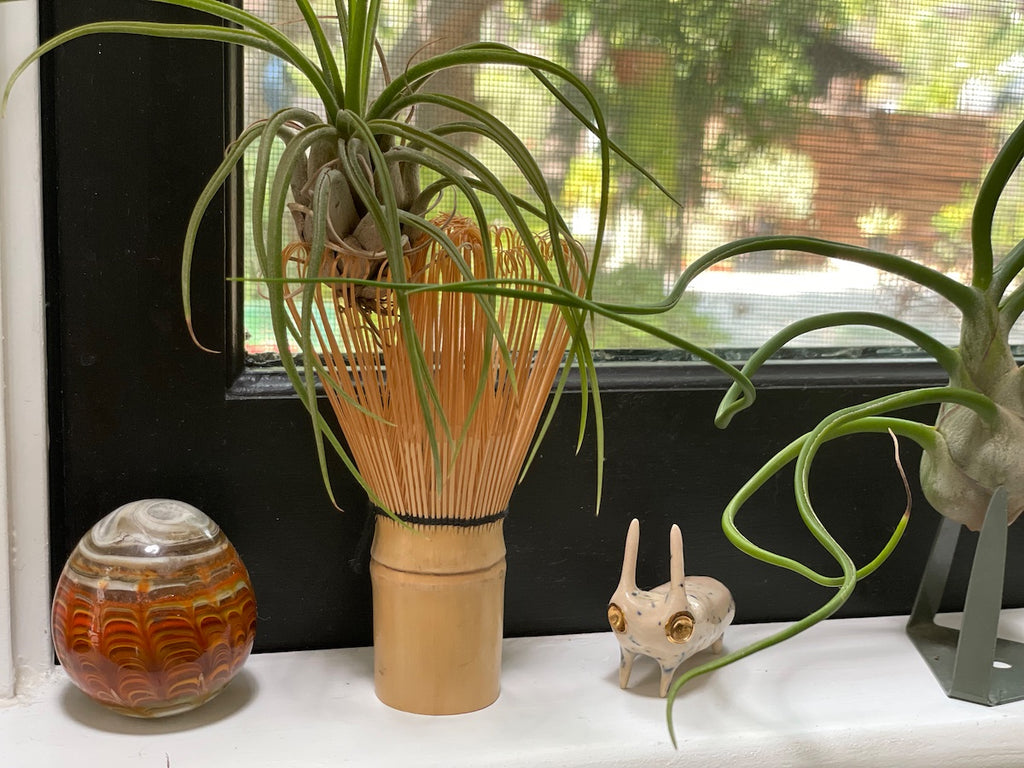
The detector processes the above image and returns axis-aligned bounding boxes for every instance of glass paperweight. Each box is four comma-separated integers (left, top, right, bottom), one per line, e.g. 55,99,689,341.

51,499,257,717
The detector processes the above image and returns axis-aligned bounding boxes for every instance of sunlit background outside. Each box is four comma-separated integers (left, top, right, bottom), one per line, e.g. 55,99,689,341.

241,0,1024,355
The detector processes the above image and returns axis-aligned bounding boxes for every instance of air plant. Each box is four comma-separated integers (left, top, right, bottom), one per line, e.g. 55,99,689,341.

3,0,755,515
660,117,1024,743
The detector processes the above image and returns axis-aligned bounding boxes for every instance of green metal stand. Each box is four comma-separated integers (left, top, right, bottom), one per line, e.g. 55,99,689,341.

907,487,1024,705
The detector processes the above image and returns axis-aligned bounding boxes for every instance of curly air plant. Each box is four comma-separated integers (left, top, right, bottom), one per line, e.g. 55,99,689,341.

659,119,1024,743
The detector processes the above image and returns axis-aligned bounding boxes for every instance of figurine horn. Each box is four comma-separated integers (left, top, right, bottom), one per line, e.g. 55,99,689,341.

669,523,686,591
618,518,640,591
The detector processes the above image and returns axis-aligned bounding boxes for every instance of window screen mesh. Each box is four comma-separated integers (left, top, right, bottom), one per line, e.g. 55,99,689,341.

241,0,1024,354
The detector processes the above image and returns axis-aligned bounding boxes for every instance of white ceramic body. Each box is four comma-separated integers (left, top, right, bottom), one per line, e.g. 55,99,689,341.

608,519,734,696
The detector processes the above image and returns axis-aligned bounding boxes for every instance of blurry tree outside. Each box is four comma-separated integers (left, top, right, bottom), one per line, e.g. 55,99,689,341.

241,0,1024,354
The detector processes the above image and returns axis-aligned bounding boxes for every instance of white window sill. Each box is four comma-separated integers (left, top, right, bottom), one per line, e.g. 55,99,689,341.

4,611,1024,767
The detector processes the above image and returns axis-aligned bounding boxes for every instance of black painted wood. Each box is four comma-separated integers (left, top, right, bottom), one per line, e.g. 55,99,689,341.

39,0,1023,654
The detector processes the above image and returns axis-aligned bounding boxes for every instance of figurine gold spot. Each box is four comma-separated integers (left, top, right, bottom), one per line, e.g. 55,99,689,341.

608,518,734,697
665,611,695,644
607,603,627,633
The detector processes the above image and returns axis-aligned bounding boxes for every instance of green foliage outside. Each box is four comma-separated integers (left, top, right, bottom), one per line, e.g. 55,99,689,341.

243,0,1024,352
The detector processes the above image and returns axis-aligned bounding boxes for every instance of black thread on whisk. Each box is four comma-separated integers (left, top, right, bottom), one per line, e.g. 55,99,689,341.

371,505,509,527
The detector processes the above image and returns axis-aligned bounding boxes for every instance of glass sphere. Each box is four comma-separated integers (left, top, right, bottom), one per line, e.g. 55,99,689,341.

51,499,257,717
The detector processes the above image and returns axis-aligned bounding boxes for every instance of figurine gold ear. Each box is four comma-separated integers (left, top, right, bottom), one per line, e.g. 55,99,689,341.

665,611,695,644
607,603,627,633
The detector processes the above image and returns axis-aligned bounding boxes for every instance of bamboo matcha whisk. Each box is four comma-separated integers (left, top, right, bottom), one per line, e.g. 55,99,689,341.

283,213,582,525
282,214,583,714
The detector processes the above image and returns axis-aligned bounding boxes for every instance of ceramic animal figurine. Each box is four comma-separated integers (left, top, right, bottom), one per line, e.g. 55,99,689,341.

608,518,735,696
51,499,257,717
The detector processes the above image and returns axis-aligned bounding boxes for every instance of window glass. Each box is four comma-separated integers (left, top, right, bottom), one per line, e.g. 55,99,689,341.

241,0,1024,356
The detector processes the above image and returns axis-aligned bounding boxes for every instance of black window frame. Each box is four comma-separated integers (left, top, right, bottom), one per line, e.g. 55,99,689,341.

39,0,1024,655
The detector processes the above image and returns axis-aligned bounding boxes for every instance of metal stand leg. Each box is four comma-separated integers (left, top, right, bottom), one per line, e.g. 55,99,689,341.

907,487,1024,705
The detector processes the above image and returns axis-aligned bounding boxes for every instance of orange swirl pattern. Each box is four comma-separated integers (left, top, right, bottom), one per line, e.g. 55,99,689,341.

51,500,257,718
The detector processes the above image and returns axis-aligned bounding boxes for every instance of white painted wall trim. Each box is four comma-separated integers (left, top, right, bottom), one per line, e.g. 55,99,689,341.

0,199,9,700
0,0,53,699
